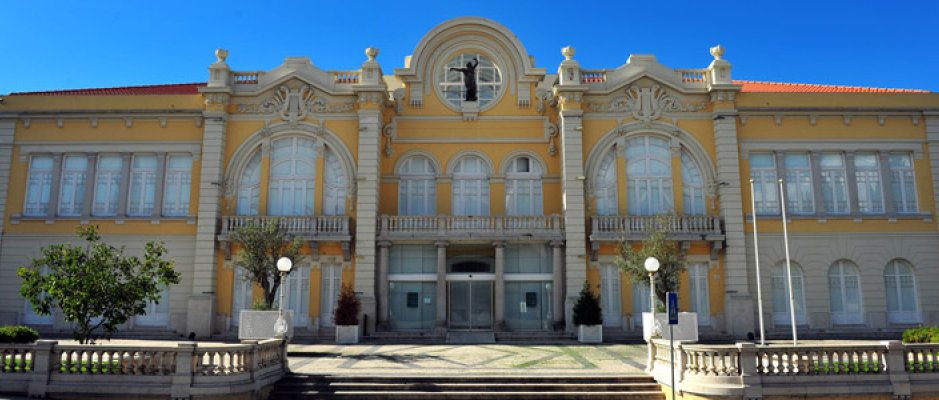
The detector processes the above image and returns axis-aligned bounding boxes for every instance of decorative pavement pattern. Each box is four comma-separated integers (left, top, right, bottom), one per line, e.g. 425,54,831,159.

287,344,649,376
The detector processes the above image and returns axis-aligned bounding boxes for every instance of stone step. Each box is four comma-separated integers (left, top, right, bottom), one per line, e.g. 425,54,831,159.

269,390,665,399
274,382,662,393
278,374,657,384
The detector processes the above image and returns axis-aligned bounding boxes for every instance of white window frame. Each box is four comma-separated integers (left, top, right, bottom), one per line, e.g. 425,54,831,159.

237,152,261,216
884,260,919,324
273,264,310,328
24,155,54,217
681,151,705,215
688,263,710,326
162,155,192,217
439,53,503,108
829,260,864,325
57,155,88,217
322,149,347,216
127,154,158,217
626,136,673,215
750,153,779,215
505,156,543,216
93,155,123,217
888,153,918,214
398,156,437,216
594,151,618,216
854,153,884,214
452,156,490,216
268,137,316,216
783,153,815,215
771,263,807,325
600,264,622,328
819,153,849,215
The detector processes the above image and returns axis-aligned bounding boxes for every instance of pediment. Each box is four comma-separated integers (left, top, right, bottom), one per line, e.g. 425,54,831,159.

589,55,709,95
584,77,708,119
232,57,358,97
232,78,356,119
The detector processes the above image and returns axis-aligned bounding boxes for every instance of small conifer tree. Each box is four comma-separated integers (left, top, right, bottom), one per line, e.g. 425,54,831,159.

572,281,602,326
333,283,361,326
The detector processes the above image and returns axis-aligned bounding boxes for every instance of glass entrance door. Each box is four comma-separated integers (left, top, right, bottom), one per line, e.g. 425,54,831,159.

448,281,493,330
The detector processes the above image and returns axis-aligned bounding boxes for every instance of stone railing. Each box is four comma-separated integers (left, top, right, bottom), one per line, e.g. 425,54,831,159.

580,69,607,84
590,215,724,241
333,71,361,84
378,214,564,241
219,215,351,240
676,68,710,88
0,339,287,399
650,340,938,399
232,71,261,85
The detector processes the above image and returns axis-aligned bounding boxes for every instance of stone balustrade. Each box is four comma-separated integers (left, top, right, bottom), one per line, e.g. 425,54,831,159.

676,68,709,87
377,214,564,241
333,71,361,84
0,339,286,399
580,69,607,84
590,214,724,242
219,215,351,240
649,340,939,399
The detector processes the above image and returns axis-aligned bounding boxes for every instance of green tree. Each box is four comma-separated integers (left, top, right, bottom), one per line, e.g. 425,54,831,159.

572,282,602,326
18,226,180,344
614,213,687,305
229,219,303,309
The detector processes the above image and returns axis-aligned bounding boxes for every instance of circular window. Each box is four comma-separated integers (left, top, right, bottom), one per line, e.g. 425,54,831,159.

439,53,503,108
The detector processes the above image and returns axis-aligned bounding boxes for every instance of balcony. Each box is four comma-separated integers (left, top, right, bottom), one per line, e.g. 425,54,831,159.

590,215,724,242
377,214,565,242
218,215,352,241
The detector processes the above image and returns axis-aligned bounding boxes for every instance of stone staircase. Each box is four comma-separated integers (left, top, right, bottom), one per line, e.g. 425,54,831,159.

269,374,665,399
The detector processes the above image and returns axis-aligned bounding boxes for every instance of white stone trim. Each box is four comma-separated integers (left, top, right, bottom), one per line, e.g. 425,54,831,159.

387,273,437,281
17,142,202,162
741,139,924,159
392,149,442,175
444,150,495,176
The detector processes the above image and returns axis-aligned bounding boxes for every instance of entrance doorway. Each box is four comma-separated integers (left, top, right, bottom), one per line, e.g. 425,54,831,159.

448,280,493,330
320,264,341,328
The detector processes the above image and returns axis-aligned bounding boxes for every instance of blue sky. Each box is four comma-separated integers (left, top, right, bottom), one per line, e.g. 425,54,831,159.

2,0,937,93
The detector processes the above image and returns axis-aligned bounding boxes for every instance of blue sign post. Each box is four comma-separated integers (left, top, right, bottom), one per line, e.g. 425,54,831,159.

667,292,678,400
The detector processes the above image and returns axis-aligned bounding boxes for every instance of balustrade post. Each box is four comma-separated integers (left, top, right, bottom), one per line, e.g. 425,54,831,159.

27,340,56,398
172,342,197,400
884,341,911,399
241,340,259,383
737,342,763,399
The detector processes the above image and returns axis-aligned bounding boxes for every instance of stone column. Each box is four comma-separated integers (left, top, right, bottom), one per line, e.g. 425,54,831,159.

81,153,97,221
493,240,505,330
353,107,382,335
878,151,897,218
377,241,392,329
152,153,167,220
926,113,939,232
0,118,15,267
46,153,63,221
713,111,753,338
844,151,860,219
435,241,448,330
551,240,564,329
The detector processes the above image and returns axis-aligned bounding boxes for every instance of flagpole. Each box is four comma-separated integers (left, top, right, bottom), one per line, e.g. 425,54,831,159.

750,179,765,346
778,178,798,345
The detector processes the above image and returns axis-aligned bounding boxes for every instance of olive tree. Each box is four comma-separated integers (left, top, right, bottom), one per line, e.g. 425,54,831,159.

229,219,303,309
18,226,180,344
614,213,687,305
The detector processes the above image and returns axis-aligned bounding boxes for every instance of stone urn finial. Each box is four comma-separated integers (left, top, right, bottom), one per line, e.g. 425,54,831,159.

365,47,379,61
562,46,575,61
710,44,725,60
215,48,230,63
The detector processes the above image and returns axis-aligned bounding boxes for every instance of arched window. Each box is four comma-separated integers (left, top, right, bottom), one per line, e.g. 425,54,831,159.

322,150,347,216
505,156,543,216
268,137,316,216
771,262,807,325
626,136,672,215
681,151,705,215
237,152,261,216
398,155,436,216
595,151,618,216
452,156,490,216
884,260,919,324
440,53,503,108
829,260,864,324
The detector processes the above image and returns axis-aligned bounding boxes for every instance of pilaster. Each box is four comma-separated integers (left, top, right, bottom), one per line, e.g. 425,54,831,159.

377,241,391,329
879,151,897,218
493,240,505,330
81,153,97,221
713,111,753,337
926,113,939,230
116,153,132,220
845,151,860,219
47,153,63,222
551,241,564,329
152,153,167,220
435,241,448,330
0,118,14,242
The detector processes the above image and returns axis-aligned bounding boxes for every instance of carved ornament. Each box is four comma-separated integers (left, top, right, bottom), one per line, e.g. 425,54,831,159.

586,84,705,121
236,85,354,118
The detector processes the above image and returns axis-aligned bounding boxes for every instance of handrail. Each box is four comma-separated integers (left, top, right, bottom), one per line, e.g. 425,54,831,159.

220,215,351,237
378,214,564,240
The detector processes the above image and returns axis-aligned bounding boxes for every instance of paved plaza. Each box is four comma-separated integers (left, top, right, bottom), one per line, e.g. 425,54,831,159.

287,344,649,376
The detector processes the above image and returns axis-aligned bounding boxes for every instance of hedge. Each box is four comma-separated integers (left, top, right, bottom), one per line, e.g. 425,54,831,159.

0,325,40,343
902,326,939,343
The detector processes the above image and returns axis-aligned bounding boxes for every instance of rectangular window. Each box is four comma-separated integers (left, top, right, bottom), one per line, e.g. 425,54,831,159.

127,155,157,216
24,155,54,216
783,153,814,215
58,156,89,216
93,155,123,216
819,153,849,214
689,263,710,326
163,155,192,216
749,153,779,215
389,245,437,274
854,153,884,214
504,244,552,274
889,153,917,214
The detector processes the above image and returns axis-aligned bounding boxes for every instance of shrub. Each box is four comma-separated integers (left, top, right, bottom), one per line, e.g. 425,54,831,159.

903,326,939,343
0,325,40,343
333,283,361,326
572,282,602,326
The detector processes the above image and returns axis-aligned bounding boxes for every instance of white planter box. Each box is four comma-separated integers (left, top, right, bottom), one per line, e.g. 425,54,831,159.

238,310,293,340
577,324,603,343
336,325,359,344
642,312,698,342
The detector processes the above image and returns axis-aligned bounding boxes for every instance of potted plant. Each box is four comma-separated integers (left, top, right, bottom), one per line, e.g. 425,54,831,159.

573,282,603,343
334,283,361,344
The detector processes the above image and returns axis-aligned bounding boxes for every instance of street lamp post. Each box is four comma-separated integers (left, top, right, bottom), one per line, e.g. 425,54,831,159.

274,257,293,339
644,256,660,373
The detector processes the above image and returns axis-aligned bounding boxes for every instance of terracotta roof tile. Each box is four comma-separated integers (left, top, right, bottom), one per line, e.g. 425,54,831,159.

11,82,207,96
734,80,929,93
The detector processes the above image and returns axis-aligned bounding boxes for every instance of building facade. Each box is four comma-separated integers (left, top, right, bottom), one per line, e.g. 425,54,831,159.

1,17,938,339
